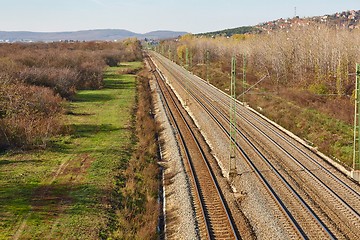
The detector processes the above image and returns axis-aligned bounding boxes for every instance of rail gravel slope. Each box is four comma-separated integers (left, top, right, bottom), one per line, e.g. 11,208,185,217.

149,51,360,239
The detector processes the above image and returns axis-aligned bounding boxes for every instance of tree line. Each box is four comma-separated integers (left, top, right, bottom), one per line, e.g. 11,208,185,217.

163,26,360,96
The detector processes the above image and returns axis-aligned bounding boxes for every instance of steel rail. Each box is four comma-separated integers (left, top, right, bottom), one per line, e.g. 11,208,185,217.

151,51,360,238
149,52,316,239
147,54,239,239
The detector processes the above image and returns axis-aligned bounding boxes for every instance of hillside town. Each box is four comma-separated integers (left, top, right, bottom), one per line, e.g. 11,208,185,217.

257,10,360,33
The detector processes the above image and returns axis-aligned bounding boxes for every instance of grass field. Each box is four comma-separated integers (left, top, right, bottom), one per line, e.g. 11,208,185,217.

0,62,141,239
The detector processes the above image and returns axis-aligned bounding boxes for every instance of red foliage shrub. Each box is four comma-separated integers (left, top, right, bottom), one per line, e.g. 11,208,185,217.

0,39,143,150
76,59,104,90
0,81,63,149
19,67,79,99
101,50,123,67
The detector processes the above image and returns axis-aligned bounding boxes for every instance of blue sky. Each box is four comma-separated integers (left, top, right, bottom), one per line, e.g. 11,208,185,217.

0,0,359,33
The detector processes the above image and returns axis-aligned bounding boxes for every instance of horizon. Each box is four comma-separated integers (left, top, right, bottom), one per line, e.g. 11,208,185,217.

1,8,360,35
0,1,359,34
0,29,186,34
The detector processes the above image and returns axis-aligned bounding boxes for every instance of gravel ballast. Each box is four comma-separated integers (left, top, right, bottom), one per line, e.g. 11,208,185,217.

150,52,292,239
149,71,199,240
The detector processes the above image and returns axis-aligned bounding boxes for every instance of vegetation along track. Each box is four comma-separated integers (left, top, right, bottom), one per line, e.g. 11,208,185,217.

146,54,240,239
150,51,360,239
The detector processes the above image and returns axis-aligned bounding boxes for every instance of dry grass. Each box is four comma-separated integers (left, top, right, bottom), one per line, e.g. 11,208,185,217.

104,68,161,239
164,206,180,239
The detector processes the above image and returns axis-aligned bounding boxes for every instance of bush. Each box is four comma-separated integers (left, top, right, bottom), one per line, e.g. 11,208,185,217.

19,67,79,99
101,50,122,67
308,83,328,95
76,60,104,90
0,39,143,150
0,82,63,149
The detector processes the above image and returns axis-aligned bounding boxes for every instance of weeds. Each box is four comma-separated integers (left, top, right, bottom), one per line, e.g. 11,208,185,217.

103,68,160,239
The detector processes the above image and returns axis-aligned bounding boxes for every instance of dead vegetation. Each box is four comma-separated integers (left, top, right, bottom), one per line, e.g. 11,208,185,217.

0,40,142,150
104,69,161,239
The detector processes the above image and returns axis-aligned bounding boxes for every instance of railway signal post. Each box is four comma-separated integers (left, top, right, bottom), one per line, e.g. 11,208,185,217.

352,63,360,182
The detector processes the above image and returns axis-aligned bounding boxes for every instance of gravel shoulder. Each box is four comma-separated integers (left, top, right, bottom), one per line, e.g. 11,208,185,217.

149,66,199,240
150,52,293,239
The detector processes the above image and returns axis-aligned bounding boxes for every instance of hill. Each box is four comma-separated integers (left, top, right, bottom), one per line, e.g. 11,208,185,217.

197,26,260,37
0,29,187,43
258,10,360,33
198,9,360,37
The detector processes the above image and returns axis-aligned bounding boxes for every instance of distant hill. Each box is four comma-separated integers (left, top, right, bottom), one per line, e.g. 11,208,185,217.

0,29,187,43
143,30,187,40
197,26,261,37
198,10,360,37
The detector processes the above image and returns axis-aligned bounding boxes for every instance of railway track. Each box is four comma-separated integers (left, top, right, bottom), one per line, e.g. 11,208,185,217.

150,51,360,239
146,54,240,239
179,61,360,238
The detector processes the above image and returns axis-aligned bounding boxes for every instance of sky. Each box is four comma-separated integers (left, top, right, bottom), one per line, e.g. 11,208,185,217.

0,0,359,33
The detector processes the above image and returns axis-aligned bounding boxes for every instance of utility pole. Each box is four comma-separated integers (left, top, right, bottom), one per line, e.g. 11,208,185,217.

229,56,237,180
175,49,178,64
206,50,210,83
242,54,247,103
352,64,360,182
184,47,190,106
185,47,189,70
353,64,360,170
189,50,193,70
168,48,172,61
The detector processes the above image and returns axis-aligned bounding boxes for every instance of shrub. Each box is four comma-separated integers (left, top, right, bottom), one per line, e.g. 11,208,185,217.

76,60,104,90
101,50,122,67
308,83,328,95
0,39,143,150
0,81,63,149
19,67,79,99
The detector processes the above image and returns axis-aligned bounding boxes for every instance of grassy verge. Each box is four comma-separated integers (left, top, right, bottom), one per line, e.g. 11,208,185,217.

245,92,353,167
0,62,160,239
104,68,160,240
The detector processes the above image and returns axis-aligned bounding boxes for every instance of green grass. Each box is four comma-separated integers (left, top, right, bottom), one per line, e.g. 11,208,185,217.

119,61,143,70
0,63,141,239
246,93,353,168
